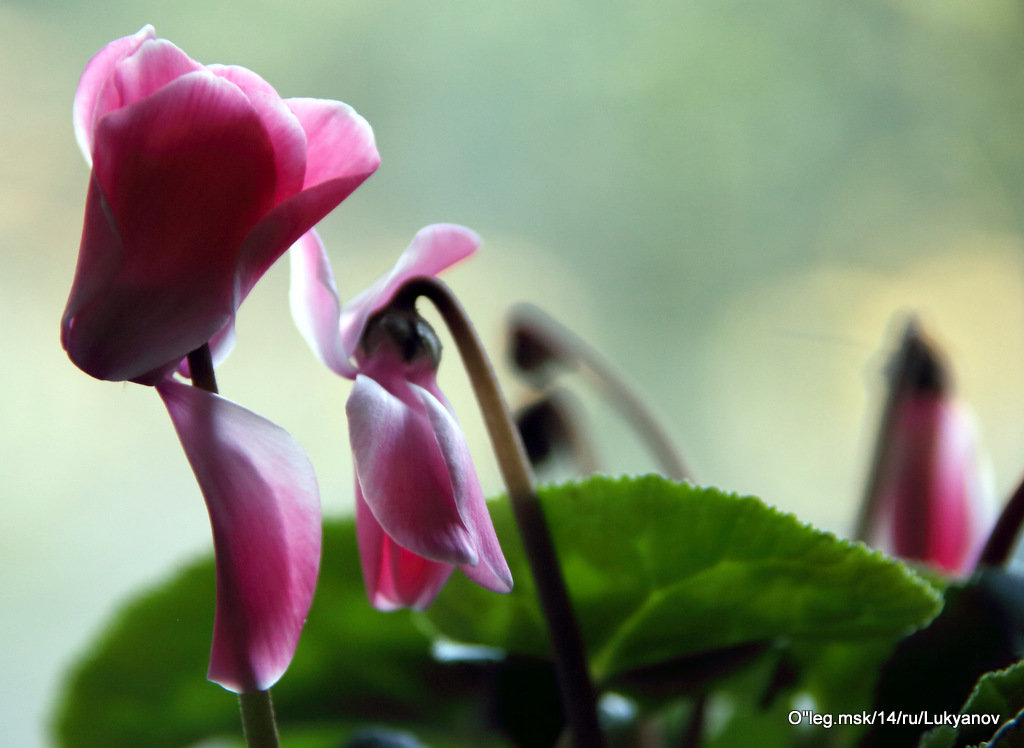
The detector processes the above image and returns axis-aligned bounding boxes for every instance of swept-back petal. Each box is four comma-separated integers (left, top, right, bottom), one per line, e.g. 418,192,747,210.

347,374,477,565
356,483,454,610
338,224,480,357
288,97,380,191
209,65,307,204
414,384,512,593
233,98,380,305
73,25,155,163
288,230,355,377
156,380,321,693
66,70,278,382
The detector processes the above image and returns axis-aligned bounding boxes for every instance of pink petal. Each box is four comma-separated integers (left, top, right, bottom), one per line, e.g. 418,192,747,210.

63,70,278,382
883,397,991,573
232,98,380,305
338,224,480,357
100,38,202,115
73,25,156,163
288,230,356,377
156,380,321,693
414,384,512,593
209,65,307,204
355,483,454,611
288,98,380,191
346,374,477,565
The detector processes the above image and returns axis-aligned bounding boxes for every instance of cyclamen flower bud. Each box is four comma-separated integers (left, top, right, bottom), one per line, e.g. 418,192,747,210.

861,320,993,574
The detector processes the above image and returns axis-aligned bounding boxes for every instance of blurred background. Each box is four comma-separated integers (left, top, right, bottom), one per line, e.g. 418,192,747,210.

4,0,1024,744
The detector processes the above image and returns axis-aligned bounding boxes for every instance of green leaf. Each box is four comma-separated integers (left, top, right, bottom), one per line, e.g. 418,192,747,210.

919,661,1024,748
425,475,941,684
54,518,505,747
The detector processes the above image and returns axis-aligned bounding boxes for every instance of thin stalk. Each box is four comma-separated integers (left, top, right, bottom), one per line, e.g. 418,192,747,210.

237,691,279,748
186,344,219,394
680,693,707,748
977,473,1024,568
510,304,691,481
186,344,280,748
393,279,605,748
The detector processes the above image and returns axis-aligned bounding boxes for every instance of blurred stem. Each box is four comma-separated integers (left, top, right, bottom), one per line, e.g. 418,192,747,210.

393,278,605,748
187,344,280,748
517,389,600,475
510,304,691,481
977,473,1024,568
680,693,707,748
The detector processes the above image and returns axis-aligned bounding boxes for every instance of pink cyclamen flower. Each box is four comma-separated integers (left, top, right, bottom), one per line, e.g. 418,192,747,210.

61,27,380,692
63,24,380,385
290,225,513,610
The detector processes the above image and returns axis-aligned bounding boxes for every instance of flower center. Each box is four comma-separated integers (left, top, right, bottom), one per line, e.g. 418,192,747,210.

357,307,442,373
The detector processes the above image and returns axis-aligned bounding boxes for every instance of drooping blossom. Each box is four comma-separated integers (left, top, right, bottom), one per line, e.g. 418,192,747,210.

862,321,994,574
63,24,380,385
290,225,513,610
62,27,379,691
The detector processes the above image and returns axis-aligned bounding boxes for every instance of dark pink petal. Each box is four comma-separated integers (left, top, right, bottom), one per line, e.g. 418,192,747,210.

232,98,380,306
338,224,480,357
882,397,991,573
74,25,156,163
415,384,512,593
64,70,278,382
61,174,127,371
209,65,307,204
156,380,321,693
89,39,203,161
347,374,477,565
355,483,454,610
288,230,356,377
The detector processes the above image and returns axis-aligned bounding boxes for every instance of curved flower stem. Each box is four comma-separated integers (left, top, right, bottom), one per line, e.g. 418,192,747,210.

509,304,691,482
977,473,1024,569
393,279,605,748
186,344,280,748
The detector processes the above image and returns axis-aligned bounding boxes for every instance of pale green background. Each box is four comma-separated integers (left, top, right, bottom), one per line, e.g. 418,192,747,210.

3,1,1024,745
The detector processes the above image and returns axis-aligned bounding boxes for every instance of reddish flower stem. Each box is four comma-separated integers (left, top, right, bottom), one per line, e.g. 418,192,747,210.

186,344,219,395
186,344,280,748
977,473,1024,569
393,279,605,748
